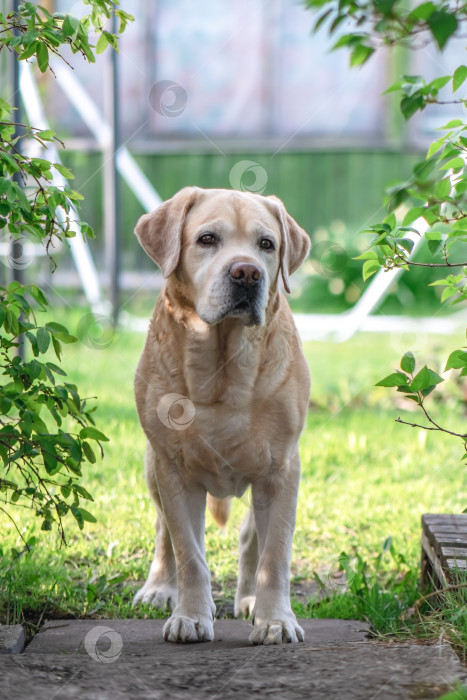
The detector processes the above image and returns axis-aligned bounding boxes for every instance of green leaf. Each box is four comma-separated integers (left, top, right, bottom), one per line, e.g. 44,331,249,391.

453,65,467,92
313,8,333,32
440,156,464,171
80,427,109,442
0,97,12,116
445,349,467,371
355,250,378,261
36,327,50,354
96,32,109,54
82,441,96,464
440,119,464,129
41,448,59,475
51,334,62,361
71,505,84,530
375,372,409,388
427,239,442,255
350,44,374,67
410,366,444,391
73,484,94,501
45,322,77,343
400,352,415,374
333,33,365,49
383,80,402,95
37,129,55,141
400,93,425,120
427,10,458,50
409,2,437,21
62,15,80,40
397,238,415,254
18,40,39,61
61,485,71,499
103,31,119,52
28,285,48,308
36,42,49,73
402,207,425,226
428,75,450,91
441,286,459,303
426,138,445,159
430,273,463,286
362,259,380,281
79,508,97,524
46,362,66,376
435,177,451,198
53,163,74,179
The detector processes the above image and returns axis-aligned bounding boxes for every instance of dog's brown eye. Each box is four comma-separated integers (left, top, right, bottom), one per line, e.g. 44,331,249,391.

260,238,274,250
198,233,217,245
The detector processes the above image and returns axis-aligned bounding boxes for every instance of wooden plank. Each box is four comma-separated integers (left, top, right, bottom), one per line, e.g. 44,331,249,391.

430,539,467,563
424,534,467,557
421,531,449,588
421,514,467,586
431,534,467,544
439,546,467,559
422,514,467,548
423,514,467,526
445,559,467,571
425,523,467,533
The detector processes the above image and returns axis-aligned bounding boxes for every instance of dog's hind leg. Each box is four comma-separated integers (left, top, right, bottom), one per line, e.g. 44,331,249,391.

234,505,258,618
132,443,178,611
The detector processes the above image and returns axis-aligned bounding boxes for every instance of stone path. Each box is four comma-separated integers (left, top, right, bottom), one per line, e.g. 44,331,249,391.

1,618,466,699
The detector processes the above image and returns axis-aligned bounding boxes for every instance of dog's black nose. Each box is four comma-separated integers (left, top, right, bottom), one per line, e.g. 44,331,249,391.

229,261,262,286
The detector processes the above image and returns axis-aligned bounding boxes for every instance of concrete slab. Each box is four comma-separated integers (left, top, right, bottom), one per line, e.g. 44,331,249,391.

0,624,25,654
25,618,369,656
0,619,465,699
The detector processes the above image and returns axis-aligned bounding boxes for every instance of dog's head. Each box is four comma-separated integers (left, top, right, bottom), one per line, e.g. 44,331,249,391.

135,187,310,327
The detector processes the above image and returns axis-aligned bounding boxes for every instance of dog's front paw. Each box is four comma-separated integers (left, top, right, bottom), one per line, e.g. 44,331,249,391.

163,614,214,643
249,618,305,645
132,580,178,610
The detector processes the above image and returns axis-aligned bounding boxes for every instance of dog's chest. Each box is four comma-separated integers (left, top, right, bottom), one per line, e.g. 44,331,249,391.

179,403,273,498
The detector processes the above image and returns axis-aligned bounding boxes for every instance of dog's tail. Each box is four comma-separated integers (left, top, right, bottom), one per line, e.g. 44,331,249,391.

207,494,231,528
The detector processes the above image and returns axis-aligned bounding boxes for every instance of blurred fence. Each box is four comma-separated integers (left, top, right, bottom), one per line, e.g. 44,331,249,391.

52,145,447,316
61,147,419,271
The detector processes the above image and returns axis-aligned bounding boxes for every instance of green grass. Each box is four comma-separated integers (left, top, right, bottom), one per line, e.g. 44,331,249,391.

1,306,466,653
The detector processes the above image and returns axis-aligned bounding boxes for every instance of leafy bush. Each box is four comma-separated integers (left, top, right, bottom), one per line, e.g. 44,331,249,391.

306,0,467,463
0,1,133,544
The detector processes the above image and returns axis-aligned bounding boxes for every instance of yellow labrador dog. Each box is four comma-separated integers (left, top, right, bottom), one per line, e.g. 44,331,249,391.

133,187,310,646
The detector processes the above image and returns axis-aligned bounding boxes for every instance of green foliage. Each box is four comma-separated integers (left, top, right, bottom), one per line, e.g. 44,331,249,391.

436,686,467,700
0,283,109,542
295,537,420,635
308,0,462,61
306,0,467,465
0,2,133,543
0,1,134,69
337,538,418,634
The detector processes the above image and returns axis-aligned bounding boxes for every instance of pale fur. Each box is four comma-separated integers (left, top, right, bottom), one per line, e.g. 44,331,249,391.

132,187,311,645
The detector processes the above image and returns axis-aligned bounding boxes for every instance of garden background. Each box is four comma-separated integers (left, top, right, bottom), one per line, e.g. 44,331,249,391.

0,0,466,654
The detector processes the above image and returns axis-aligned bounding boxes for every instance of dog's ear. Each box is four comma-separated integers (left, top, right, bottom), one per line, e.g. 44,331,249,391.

266,195,310,294
134,187,198,278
